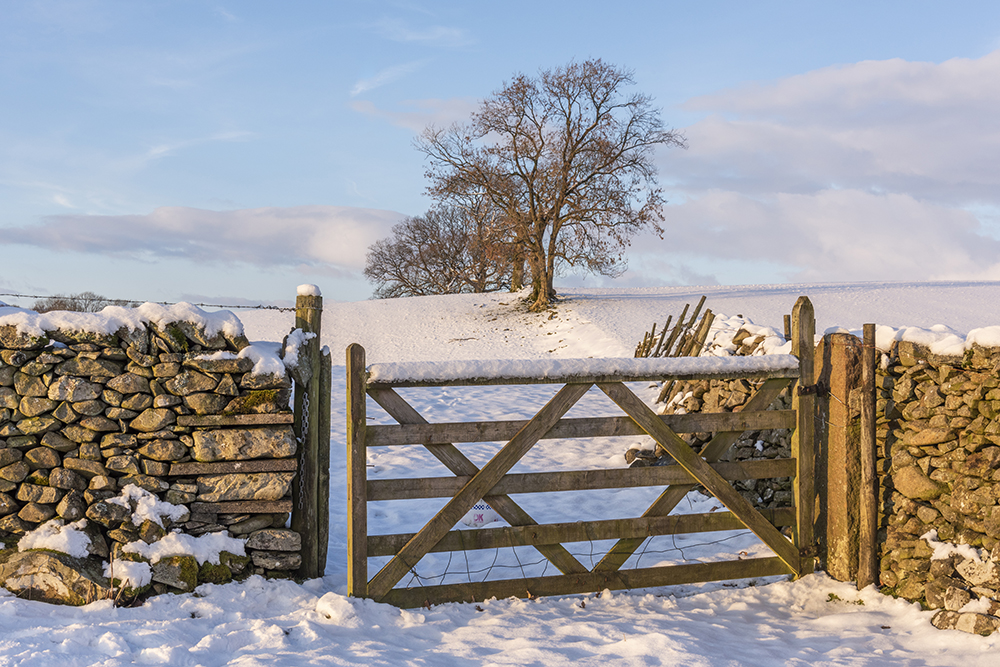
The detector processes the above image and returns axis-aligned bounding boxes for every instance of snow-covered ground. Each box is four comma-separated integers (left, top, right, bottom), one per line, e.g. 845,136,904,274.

5,280,1000,666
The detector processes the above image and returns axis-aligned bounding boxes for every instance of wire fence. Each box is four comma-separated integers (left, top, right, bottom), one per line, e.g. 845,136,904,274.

0,291,296,312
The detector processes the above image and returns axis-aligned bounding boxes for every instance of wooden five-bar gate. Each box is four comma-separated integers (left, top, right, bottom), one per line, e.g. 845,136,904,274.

347,297,817,608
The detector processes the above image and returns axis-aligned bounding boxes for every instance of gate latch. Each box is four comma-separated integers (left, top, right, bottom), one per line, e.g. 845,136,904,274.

797,382,826,397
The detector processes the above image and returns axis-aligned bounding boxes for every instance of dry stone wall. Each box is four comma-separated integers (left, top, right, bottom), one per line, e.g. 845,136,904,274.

0,311,303,601
876,339,1000,631
637,329,794,509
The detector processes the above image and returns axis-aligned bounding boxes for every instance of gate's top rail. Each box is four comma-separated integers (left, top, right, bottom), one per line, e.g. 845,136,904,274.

367,354,801,388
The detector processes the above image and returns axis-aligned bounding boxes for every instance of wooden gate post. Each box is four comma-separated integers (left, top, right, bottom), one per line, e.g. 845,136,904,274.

858,323,878,589
291,288,326,579
791,296,816,576
346,343,367,597
815,332,863,582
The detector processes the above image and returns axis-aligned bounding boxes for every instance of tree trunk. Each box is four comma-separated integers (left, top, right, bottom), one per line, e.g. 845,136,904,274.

510,251,525,291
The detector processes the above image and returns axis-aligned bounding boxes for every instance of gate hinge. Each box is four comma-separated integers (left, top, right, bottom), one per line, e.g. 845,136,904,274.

799,545,819,558
797,382,826,397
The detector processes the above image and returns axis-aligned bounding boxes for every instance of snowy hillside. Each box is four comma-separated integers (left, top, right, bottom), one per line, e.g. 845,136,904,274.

4,281,1000,665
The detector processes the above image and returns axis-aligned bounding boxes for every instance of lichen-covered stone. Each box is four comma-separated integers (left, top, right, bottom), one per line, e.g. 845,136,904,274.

47,377,101,402
0,326,48,350
138,439,187,462
106,455,141,475
192,426,296,462
19,502,56,522
196,472,294,502
130,408,176,433
56,490,86,520
0,492,19,516
164,371,217,396
79,416,119,432
250,550,301,570
16,484,64,504
151,555,198,592
17,416,61,435
107,372,150,395
246,528,301,551
85,500,131,527
894,465,947,500
18,396,56,417
184,356,253,375
41,431,77,452
0,461,29,483
0,449,22,467
931,610,1000,636
223,389,291,415
184,392,229,415
25,446,61,469
55,357,122,378
118,474,170,494
49,467,87,491
0,550,110,605
63,458,109,478
121,393,152,411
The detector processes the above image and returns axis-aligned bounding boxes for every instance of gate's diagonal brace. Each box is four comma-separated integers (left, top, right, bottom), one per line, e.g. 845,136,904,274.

593,378,793,573
597,381,801,576
367,387,589,576
366,382,593,601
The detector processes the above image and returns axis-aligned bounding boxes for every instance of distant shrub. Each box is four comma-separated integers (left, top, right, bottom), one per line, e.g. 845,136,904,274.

32,291,138,313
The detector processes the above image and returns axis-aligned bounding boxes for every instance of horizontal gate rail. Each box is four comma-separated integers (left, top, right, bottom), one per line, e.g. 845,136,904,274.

381,557,792,609
346,296,817,607
368,457,796,500
366,410,796,446
369,507,797,557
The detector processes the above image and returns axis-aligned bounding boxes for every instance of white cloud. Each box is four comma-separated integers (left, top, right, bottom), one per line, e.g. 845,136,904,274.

0,205,406,271
646,49,1000,284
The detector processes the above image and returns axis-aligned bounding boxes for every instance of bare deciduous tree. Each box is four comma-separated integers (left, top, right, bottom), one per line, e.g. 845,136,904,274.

32,291,137,313
364,206,513,299
417,59,685,311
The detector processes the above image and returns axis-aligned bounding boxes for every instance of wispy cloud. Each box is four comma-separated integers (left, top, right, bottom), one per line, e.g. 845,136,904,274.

372,18,471,47
350,97,479,132
0,206,406,270
350,60,429,97
144,130,254,161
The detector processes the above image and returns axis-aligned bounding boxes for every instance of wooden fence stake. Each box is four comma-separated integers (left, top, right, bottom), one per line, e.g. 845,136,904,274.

318,347,332,575
791,296,816,577
292,290,324,579
346,343,368,597
858,323,878,589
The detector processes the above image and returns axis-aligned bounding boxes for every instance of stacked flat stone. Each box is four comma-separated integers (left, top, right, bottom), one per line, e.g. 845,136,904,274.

636,329,794,509
0,316,304,592
877,340,1000,633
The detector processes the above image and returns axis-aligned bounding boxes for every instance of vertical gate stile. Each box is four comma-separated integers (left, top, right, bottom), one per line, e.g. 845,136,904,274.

292,292,323,579
346,343,368,597
858,323,879,589
318,347,333,576
792,296,816,576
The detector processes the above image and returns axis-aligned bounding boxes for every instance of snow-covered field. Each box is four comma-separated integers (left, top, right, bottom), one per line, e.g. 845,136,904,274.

5,280,1000,666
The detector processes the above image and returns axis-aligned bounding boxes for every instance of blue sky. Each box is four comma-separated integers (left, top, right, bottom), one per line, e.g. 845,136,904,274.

3,1,1000,306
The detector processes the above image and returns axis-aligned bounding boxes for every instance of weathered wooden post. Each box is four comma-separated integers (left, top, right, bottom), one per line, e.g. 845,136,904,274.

291,285,326,579
346,343,367,597
858,323,878,589
791,296,816,576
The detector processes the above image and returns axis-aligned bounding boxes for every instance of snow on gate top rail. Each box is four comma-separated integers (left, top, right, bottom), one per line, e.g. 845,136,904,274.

366,354,802,387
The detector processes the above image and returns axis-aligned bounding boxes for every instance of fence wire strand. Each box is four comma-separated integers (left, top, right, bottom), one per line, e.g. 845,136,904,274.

0,291,295,312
